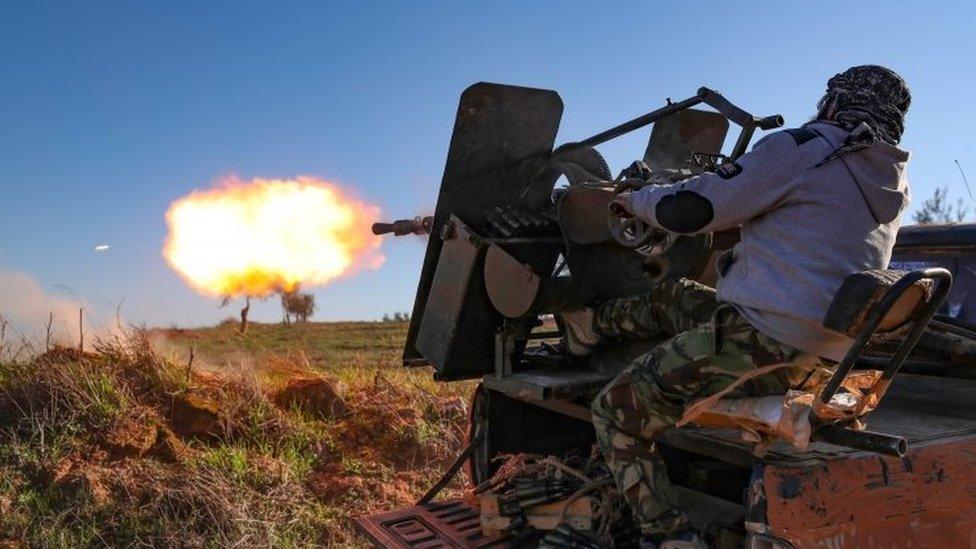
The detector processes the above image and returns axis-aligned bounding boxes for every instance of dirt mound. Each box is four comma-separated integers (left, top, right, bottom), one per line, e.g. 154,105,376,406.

0,325,473,545
169,391,229,439
151,424,189,463
307,463,416,510
50,457,112,508
102,407,190,462
33,346,100,364
273,376,349,418
103,408,159,458
335,374,469,469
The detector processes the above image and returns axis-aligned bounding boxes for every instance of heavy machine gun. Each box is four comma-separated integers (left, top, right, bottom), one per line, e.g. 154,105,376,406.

379,84,782,376
359,83,976,548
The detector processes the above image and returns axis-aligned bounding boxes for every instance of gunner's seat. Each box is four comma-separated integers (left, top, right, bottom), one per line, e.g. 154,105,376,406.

815,268,952,418
685,268,953,456
824,269,941,340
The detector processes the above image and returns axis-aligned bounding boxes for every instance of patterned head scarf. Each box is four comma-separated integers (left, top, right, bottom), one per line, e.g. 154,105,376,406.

816,65,911,146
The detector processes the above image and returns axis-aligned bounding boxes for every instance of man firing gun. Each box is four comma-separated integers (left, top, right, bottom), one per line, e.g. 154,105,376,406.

559,65,913,545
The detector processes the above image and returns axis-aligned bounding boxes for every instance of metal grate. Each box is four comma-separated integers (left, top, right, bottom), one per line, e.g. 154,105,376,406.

354,499,508,548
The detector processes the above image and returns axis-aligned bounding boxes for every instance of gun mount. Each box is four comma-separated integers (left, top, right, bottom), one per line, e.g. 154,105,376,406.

360,82,976,548
373,83,782,379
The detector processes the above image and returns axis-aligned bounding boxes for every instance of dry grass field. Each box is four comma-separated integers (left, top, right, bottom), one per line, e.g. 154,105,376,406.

0,320,476,547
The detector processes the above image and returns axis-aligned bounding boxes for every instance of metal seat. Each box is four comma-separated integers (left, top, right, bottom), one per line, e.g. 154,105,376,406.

808,268,953,455
817,268,953,413
682,268,953,456
824,269,939,340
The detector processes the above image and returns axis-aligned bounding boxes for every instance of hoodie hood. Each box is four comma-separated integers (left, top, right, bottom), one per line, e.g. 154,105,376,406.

809,122,910,224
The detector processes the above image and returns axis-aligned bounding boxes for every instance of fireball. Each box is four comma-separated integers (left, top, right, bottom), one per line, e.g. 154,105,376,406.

164,175,384,298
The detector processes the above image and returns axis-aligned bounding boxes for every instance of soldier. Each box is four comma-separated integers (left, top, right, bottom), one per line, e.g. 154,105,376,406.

562,65,913,545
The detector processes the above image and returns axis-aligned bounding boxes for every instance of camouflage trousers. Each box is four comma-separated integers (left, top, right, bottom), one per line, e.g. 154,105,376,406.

590,278,817,536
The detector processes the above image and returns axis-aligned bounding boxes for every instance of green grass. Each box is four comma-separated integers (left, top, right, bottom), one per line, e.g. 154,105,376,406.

158,320,407,367
0,321,476,547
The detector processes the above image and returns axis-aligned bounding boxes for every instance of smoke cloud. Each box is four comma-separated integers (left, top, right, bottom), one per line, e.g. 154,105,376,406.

0,269,110,355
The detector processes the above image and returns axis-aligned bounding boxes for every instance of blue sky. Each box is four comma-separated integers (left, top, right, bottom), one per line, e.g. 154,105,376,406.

1,1,974,328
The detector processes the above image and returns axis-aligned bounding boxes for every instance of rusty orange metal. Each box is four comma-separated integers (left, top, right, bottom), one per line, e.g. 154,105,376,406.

763,437,976,546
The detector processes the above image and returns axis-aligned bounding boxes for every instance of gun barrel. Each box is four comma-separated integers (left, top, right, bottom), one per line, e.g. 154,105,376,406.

371,216,433,237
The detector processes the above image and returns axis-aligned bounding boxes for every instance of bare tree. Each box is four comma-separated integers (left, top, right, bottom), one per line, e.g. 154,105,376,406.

218,291,277,334
913,186,969,225
239,296,251,334
222,295,252,334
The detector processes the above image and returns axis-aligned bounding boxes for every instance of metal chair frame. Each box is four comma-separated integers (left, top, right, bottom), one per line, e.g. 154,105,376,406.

818,268,953,405
808,268,953,456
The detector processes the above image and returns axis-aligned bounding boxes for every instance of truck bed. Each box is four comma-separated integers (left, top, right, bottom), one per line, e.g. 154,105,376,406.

357,373,976,547
662,373,976,467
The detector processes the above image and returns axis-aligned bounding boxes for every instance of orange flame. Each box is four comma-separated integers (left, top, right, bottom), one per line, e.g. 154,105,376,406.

164,175,384,298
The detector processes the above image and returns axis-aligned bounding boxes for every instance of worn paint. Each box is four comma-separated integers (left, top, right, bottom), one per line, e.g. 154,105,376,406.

763,438,976,547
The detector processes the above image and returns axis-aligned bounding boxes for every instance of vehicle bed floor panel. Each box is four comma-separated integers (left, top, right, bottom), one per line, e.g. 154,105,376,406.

665,373,976,466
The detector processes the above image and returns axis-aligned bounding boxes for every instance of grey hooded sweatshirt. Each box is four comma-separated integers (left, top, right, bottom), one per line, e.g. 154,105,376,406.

623,122,911,361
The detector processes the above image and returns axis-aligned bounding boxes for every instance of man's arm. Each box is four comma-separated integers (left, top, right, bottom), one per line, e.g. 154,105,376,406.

618,130,814,234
